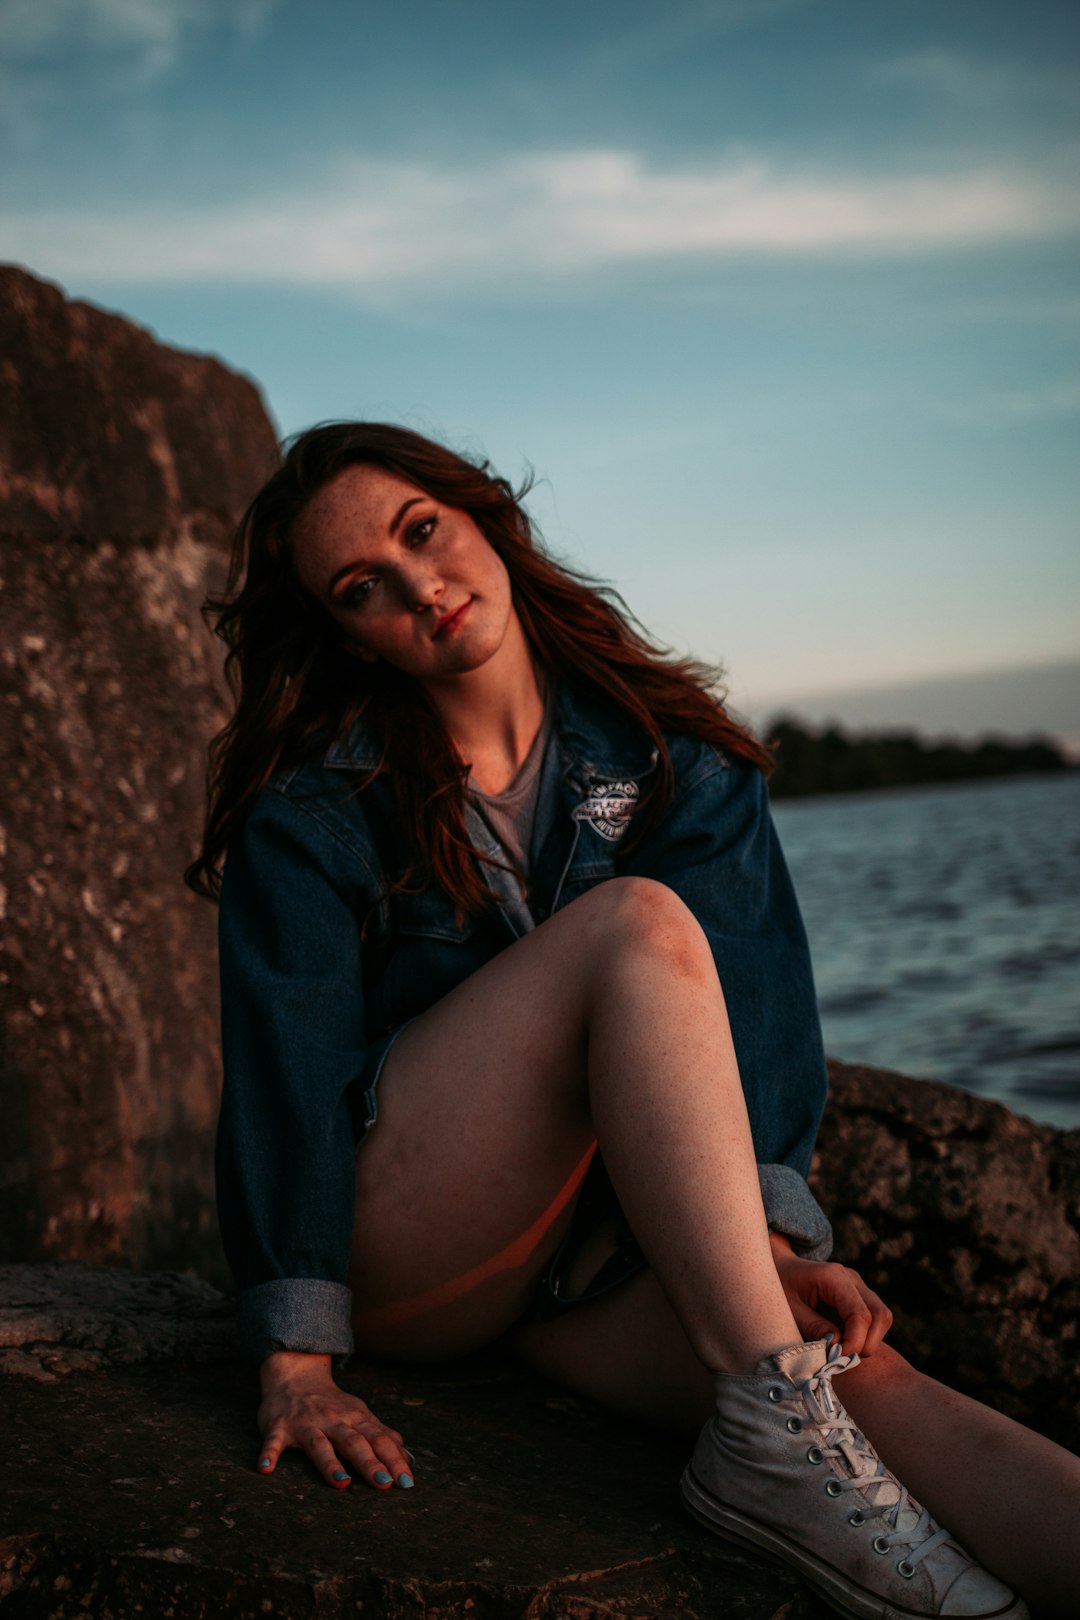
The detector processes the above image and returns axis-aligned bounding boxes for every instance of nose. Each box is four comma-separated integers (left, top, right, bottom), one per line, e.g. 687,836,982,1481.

401,563,443,613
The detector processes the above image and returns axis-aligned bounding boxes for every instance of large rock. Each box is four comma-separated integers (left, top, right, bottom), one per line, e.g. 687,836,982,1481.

0,265,279,1280
813,1059,1080,1451
0,1262,235,1381
0,1266,815,1620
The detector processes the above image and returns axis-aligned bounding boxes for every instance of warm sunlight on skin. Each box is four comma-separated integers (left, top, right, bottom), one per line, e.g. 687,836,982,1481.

289,464,515,678
289,465,546,790
351,1140,599,1336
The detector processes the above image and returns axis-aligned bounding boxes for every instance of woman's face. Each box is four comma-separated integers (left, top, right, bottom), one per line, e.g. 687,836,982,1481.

289,464,517,687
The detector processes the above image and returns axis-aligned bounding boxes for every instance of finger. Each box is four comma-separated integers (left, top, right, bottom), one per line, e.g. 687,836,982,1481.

789,1295,843,1347
811,1271,874,1357
369,1427,415,1489
339,1434,387,1489
338,1423,410,1491
835,1272,892,1356
256,1427,289,1475
838,1295,874,1357
857,1286,894,1355
298,1426,352,1489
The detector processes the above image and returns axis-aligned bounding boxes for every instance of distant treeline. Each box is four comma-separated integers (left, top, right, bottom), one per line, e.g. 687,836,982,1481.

765,716,1071,799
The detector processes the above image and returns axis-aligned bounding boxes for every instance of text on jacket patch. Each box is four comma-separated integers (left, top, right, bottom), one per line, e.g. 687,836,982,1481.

572,779,640,843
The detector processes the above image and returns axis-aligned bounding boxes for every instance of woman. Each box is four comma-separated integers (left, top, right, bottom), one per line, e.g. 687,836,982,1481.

188,422,1079,1620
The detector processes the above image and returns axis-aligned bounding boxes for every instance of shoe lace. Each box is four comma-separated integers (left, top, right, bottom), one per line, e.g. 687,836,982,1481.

793,1340,952,1571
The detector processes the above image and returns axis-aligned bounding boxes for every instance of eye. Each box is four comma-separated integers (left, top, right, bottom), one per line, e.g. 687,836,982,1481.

340,576,376,610
408,514,438,546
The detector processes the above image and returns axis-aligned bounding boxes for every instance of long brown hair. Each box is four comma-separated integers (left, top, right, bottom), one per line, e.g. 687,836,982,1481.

185,422,772,911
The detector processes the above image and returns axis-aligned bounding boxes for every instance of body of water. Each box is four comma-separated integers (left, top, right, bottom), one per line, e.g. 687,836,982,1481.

772,773,1080,1132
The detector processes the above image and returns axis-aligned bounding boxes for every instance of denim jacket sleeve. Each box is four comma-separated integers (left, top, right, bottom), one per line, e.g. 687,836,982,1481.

629,745,833,1260
216,781,388,1360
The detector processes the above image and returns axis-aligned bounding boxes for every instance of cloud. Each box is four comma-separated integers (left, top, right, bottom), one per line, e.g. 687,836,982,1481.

4,147,1079,300
931,378,1080,429
871,48,1080,112
0,0,276,78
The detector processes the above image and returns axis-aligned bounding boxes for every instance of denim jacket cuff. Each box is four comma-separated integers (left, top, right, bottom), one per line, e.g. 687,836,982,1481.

236,1278,355,1360
758,1163,833,1261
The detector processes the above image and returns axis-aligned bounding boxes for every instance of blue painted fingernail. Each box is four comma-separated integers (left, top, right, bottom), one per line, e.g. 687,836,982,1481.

397,1472,414,1489
332,1469,350,1482
374,1470,392,1485
258,1457,271,1468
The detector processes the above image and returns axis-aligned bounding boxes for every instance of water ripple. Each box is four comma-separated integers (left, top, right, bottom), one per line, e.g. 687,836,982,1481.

774,773,1080,1130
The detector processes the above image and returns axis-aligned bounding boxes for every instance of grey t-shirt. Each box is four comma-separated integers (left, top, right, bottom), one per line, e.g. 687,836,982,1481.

466,698,556,934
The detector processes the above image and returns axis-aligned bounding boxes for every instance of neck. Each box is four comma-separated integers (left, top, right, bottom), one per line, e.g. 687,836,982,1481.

420,612,547,793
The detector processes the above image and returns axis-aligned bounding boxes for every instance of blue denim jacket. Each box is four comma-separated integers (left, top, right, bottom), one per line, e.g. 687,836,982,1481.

216,683,832,1359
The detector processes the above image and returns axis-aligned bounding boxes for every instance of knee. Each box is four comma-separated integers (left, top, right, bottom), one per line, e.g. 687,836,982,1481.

578,876,714,981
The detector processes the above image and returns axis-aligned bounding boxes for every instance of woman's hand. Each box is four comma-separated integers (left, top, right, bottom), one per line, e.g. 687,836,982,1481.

256,1351,414,1491
769,1233,893,1358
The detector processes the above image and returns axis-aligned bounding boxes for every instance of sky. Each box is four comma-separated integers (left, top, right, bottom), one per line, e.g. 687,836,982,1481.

2,0,1079,742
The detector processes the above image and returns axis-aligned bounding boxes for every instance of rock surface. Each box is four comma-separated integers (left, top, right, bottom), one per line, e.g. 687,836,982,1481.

0,1263,234,1381
813,1059,1080,1451
1,1350,821,1620
0,1264,817,1619
0,265,279,1281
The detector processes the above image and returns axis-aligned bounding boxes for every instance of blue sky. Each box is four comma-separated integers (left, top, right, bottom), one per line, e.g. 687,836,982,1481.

2,0,1078,738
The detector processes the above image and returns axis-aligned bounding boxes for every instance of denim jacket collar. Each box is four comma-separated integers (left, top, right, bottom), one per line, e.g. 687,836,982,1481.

320,681,659,783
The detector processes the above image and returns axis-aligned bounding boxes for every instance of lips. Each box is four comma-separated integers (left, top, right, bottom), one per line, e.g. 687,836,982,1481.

433,599,471,638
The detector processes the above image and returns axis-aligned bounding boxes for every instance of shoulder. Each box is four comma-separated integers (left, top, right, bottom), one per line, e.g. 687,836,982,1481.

664,727,741,796
553,679,760,807
229,732,393,890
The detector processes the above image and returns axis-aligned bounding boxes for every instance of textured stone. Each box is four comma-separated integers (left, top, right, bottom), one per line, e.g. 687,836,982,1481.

0,1344,816,1619
0,265,279,1281
812,1059,1080,1452
0,1263,234,1379
0,264,276,545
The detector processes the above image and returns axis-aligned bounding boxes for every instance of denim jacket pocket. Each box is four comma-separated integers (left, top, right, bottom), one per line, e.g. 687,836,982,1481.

392,886,478,943
372,886,488,1031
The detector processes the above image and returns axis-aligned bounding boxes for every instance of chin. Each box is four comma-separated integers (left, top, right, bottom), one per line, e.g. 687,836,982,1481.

446,640,502,675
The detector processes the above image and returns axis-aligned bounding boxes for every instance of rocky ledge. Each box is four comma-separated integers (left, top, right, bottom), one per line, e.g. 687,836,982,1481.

0,1357,826,1620
2,1062,1078,1618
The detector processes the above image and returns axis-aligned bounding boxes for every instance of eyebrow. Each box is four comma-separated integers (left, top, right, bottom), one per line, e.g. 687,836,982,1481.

326,496,424,596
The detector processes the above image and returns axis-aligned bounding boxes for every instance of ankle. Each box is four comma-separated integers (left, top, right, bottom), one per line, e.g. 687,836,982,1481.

699,1331,808,1379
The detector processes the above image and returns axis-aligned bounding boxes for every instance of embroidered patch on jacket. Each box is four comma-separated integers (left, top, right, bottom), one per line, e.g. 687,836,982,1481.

572,779,640,842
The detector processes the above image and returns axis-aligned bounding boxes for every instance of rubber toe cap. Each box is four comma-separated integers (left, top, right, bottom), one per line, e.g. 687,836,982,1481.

942,1565,1029,1618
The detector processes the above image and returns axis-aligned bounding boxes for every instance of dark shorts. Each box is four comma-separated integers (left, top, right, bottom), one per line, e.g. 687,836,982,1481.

524,1150,648,1323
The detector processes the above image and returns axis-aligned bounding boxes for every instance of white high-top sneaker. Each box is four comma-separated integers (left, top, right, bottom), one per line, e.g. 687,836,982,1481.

680,1338,1027,1620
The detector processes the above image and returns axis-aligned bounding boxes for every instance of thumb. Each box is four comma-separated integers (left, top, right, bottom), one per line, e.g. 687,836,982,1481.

790,1298,839,1346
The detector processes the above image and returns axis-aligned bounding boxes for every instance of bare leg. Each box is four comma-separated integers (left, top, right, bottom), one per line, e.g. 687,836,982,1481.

512,1268,1080,1614
349,877,799,1371
346,877,1076,1607
839,1351,1080,1617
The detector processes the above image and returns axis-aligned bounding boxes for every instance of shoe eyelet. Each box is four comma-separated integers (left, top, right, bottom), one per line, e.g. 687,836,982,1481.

786,1417,802,1433
767,1385,784,1403
806,1446,823,1466
872,1535,890,1555
824,1479,842,1498
897,1560,916,1579
848,1511,865,1527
